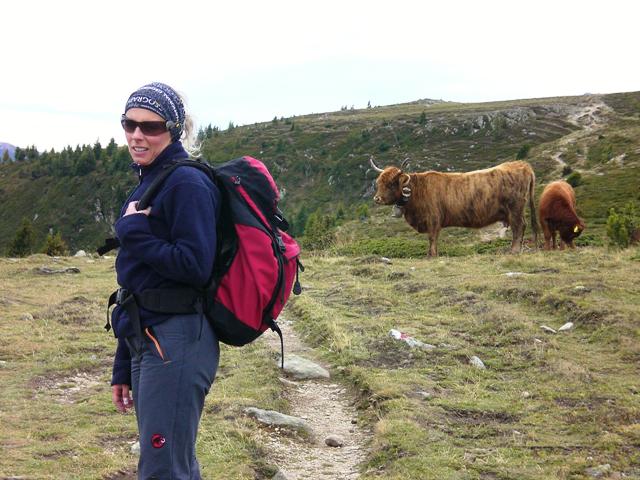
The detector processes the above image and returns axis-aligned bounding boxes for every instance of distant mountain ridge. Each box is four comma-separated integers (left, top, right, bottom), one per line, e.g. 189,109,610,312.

0,142,16,161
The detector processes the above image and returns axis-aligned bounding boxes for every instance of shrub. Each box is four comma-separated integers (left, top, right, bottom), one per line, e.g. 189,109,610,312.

473,238,513,254
575,232,604,247
562,165,573,176
43,232,69,256
333,237,486,258
516,144,531,160
565,172,582,187
355,203,369,220
607,202,639,248
333,238,427,258
302,210,336,250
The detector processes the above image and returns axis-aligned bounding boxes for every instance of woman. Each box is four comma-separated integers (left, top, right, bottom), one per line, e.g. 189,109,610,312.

110,82,220,479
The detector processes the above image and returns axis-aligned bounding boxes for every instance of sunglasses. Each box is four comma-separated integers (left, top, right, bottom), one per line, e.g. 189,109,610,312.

121,115,175,136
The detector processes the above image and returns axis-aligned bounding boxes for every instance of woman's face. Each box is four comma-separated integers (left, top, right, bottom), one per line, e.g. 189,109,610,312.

124,108,172,167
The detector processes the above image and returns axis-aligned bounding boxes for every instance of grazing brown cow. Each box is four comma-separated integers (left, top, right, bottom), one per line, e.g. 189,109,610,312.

370,159,538,256
538,180,585,250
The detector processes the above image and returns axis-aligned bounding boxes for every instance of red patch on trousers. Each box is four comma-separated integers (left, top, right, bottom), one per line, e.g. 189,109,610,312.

151,433,166,448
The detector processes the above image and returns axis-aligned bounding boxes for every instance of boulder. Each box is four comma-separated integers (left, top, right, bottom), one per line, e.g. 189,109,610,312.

244,407,312,435
281,355,330,380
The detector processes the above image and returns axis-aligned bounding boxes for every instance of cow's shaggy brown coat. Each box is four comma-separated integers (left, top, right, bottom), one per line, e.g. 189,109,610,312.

538,180,585,250
372,160,538,256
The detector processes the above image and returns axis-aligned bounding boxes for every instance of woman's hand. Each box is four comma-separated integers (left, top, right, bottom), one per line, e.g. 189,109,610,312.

124,201,151,217
112,384,133,413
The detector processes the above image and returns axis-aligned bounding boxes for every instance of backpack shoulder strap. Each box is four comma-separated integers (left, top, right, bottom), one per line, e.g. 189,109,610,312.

136,163,181,211
96,159,213,256
137,158,215,210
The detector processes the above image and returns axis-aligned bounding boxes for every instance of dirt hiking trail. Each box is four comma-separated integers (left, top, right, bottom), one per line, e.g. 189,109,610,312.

258,315,371,479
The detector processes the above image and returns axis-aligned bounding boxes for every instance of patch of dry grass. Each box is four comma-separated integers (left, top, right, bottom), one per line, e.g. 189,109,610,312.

0,255,283,480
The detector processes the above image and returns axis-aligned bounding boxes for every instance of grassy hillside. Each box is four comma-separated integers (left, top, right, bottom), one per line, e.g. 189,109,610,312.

0,91,638,254
198,92,639,227
1,246,638,478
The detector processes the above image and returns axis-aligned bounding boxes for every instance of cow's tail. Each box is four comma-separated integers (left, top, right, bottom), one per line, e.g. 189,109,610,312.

528,170,539,247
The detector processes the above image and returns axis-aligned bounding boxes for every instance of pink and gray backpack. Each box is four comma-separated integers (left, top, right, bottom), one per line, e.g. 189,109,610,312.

103,156,303,362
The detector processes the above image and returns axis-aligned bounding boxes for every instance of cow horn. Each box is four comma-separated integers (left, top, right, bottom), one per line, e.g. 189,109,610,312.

369,157,384,173
400,174,412,197
401,157,411,169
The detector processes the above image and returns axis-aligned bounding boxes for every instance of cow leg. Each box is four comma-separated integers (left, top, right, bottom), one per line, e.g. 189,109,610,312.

551,231,558,249
541,220,552,250
510,211,525,254
427,228,439,257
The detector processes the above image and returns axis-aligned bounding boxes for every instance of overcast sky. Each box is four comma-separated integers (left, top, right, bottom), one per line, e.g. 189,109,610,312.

2,0,638,152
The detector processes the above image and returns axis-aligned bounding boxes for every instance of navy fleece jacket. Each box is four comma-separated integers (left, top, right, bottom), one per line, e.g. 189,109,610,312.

111,142,220,386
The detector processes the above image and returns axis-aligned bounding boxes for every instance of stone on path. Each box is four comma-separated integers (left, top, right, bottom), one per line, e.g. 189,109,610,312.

130,441,140,455
281,354,330,380
245,407,312,435
325,435,345,447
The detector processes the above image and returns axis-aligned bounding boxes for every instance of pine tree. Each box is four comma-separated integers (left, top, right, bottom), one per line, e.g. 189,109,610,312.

106,138,118,157
291,206,309,237
197,127,206,143
14,147,26,161
8,218,36,257
93,140,103,160
113,147,131,172
26,145,39,160
75,147,96,175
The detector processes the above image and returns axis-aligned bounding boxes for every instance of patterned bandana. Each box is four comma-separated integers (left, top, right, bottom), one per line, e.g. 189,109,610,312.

124,82,185,142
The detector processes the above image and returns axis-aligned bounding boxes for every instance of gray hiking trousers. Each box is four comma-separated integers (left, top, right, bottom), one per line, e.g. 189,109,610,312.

126,313,219,480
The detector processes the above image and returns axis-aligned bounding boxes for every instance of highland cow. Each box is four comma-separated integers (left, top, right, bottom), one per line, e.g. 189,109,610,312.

370,159,538,256
538,180,585,250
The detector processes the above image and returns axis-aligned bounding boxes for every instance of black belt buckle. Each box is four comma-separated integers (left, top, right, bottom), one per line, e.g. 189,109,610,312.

116,288,129,305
